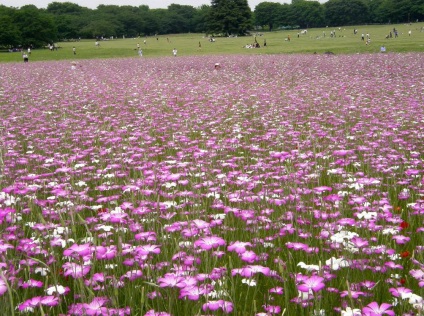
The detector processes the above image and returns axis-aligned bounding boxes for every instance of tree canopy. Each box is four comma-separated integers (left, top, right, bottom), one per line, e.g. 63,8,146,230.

207,0,252,35
0,0,423,48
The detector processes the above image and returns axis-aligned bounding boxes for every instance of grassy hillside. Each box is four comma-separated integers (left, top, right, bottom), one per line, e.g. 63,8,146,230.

1,22,423,62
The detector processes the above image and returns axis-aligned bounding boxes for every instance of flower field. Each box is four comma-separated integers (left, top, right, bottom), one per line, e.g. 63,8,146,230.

0,53,423,315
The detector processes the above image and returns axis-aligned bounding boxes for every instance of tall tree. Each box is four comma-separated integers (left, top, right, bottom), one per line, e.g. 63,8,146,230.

47,2,90,40
0,7,21,48
254,2,282,31
207,0,252,36
289,1,324,28
168,4,197,32
324,0,370,26
14,5,58,47
193,5,211,33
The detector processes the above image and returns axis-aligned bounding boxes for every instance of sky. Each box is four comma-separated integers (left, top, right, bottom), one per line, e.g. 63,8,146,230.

0,0,277,10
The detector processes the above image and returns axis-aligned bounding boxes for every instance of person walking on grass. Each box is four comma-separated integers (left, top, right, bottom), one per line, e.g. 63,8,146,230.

173,48,177,57
73,47,76,55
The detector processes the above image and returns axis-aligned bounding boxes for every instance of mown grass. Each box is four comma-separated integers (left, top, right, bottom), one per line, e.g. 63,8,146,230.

1,22,424,63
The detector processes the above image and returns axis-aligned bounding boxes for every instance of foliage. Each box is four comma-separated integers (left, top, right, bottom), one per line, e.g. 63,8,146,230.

0,0,424,48
0,13,21,48
207,0,252,35
0,4,57,48
254,2,283,31
324,0,370,26
289,1,325,28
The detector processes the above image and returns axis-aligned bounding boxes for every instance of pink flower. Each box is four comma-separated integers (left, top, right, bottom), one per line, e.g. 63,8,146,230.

19,296,42,311
121,270,143,281
286,242,309,251
158,273,186,288
232,265,271,277
297,275,325,293
95,245,117,260
40,295,59,306
194,236,226,250
351,236,369,248
269,286,284,295
179,285,211,300
313,186,332,194
202,300,233,313
392,235,410,244
240,250,258,263
20,279,43,288
410,269,424,281
227,241,252,254
389,287,413,299
62,262,91,278
63,243,92,257
0,279,7,296
82,297,109,315
135,244,161,255
362,302,395,316
263,304,281,314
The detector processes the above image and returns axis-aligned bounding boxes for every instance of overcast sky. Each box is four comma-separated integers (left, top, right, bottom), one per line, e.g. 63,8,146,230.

1,0,280,10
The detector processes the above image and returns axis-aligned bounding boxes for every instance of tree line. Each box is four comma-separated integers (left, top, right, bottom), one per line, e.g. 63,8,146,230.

0,0,423,48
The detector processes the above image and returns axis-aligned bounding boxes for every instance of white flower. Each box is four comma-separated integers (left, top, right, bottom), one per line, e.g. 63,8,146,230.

46,285,68,295
163,182,177,188
162,201,177,208
241,278,257,286
349,183,364,190
34,267,50,276
381,228,400,235
330,231,359,243
325,257,350,270
356,211,377,220
96,225,114,232
206,192,220,199
105,264,118,269
408,293,423,304
297,261,320,271
211,213,226,220
341,307,361,316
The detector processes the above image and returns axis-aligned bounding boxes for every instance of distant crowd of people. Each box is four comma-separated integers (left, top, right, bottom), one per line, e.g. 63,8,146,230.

16,24,423,63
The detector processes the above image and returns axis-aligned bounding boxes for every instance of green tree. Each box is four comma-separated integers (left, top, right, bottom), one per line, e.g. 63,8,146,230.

382,0,424,22
14,5,58,47
207,0,252,36
168,4,197,32
324,0,370,26
193,5,211,33
47,2,90,40
289,0,324,28
254,2,282,31
116,6,143,37
0,12,21,48
139,6,158,35
47,2,85,15
80,5,124,38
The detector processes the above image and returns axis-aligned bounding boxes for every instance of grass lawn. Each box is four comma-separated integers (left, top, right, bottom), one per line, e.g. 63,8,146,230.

1,22,424,63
